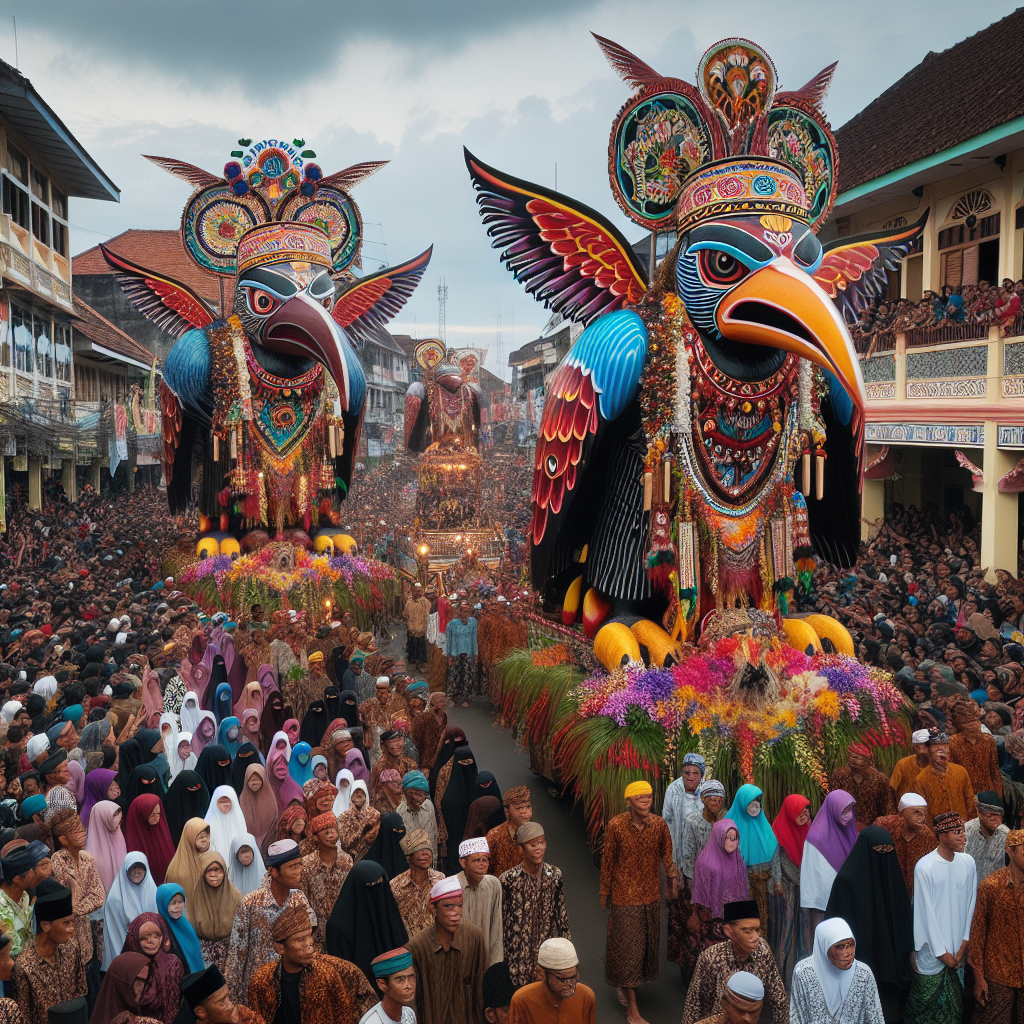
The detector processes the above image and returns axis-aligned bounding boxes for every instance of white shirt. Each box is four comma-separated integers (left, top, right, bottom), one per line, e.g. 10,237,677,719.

359,1004,415,1024
912,849,977,976
799,841,838,910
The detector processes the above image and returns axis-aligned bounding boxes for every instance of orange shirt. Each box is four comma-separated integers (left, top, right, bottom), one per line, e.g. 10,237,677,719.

509,981,596,1024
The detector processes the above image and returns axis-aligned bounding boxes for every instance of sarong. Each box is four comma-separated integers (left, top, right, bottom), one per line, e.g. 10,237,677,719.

604,902,659,988
973,979,1024,1024
903,966,962,1024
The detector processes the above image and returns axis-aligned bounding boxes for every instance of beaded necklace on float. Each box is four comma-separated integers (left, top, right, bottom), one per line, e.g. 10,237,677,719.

206,316,336,533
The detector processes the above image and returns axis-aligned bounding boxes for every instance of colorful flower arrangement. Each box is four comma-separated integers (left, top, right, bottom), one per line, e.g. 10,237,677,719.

498,633,911,838
178,544,398,630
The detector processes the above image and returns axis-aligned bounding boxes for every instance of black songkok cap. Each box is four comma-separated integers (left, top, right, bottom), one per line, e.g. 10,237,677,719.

723,899,761,923
482,960,516,1010
34,884,72,921
182,965,227,1010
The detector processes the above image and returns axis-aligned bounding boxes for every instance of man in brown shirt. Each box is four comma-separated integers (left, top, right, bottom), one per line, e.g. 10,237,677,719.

407,875,488,1024
487,785,533,877
599,780,677,1024
829,742,896,831
949,702,1002,797
890,729,933,802
915,733,977,822
300,812,354,949
968,827,1024,1023
873,792,937,896
390,830,444,938
404,584,431,669
12,886,86,1024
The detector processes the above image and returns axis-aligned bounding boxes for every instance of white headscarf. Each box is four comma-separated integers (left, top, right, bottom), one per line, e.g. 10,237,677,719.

179,692,202,736
268,731,293,762
227,832,266,896
26,734,49,764
103,851,158,971
33,676,57,699
1,701,20,723
346,778,370,812
203,785,249,856
811,917,857,1016
159,713,180,774
332,768,354,815
173,732,198,778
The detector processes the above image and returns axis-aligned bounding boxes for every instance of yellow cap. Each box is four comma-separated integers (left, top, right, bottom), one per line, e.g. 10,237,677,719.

624,780,653,799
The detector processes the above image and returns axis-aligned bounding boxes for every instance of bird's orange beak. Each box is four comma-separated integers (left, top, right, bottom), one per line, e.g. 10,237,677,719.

715,257,865,410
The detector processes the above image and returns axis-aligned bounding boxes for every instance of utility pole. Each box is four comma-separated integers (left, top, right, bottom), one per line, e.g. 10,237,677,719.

437,278,448,346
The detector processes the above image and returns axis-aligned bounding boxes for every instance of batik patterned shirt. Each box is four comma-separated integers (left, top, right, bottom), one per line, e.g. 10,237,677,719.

829,767,897,829
390,868,444,939
50,849,106,962
499,863,571,988
681,938,788,1024
598,812,677,906
12,939,87,1024
300,845,354,949
964,818,1009,883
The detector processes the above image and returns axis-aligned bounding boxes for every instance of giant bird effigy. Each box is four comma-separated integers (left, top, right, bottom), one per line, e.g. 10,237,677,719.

466,36,922,827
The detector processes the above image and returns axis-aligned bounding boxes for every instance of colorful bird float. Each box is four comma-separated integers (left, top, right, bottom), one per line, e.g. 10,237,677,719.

466,35,922,826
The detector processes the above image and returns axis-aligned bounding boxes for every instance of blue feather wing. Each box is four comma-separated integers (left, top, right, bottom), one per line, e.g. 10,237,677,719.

164,328,214,426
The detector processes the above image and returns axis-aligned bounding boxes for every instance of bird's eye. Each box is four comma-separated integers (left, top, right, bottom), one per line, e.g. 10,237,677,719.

247,289,279,315
545,455,558,476
697,248,750,288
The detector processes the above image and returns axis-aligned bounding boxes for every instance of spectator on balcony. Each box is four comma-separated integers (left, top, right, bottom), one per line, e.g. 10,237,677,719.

945,292,966,322
995,285,1020,334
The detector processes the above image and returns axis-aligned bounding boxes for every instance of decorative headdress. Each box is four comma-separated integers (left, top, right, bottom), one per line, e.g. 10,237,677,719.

597,34,839,234
146,139,389,276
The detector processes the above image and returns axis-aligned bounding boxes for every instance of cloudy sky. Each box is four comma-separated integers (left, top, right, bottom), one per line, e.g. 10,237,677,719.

10,0,1016,377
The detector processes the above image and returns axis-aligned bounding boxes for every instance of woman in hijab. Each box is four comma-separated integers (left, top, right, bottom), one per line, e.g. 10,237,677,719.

365,812,407,878
236,681,263,720
325,859,409,984
103,851,159,971
439,745,478,874
227,833,265,897
80,767,118,829
288,742,314,787
239,764,278,852
723,783,779,932
191,712,218,758
283,719,301,749
337,690,360,729
324,686,343,723
169,732,197,781
239,709,263,759
90,951,158,1024
337,780,380,863
303,756,330,796
203,785,248,856
230,743,261,794
86,799,127,893
179,692,202,737
688,818,750,956
257,664,279,705
429,726,468,800
790,917,885,1024
155,882,204,974
463,795,503,839
332,769,354,816
801,789,858,928
195,744,233,795
473,771,501,807
162,771,210,846
344,748,369,785
216,716,242,759
188,850,241,972
825,826,914,1020
268,730,293,764
770,793,813,988
300,698,332,748
122,913,185,1024
204,657,229,715
272,806,309,854
259,692,286,755
165,817,211,895
125,794,175,885
317,720,352,781
268,749,305,814
372,770,404,816
116,738,146,798
122,765,166,813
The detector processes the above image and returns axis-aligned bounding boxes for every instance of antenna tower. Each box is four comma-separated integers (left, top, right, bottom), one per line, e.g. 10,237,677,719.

437,278,448,346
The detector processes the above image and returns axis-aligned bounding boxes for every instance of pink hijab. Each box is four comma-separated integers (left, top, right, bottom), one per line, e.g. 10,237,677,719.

86,800,128,892
283,719,300,747
267,751,305,813
257,665,279,703
141,667,164,727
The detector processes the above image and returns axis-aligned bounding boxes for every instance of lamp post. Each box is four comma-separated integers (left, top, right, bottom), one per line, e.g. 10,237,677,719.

418,543,430,588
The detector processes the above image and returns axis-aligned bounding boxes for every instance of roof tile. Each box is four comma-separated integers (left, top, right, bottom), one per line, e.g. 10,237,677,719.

72,296,156,366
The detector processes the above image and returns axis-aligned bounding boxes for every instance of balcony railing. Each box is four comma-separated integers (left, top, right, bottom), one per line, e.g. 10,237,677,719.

904,322,989,347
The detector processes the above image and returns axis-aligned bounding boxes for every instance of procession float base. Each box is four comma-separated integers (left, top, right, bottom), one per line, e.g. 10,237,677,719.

165,540,398,630
496,612,911,839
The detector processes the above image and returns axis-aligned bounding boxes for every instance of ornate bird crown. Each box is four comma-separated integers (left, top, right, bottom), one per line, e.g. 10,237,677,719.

600,35,840,235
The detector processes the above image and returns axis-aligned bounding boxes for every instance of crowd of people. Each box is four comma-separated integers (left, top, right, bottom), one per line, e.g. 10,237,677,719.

850,279,1024,353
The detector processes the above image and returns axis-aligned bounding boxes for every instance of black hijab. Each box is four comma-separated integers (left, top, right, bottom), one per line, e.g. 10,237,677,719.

325,859,408,983
231,743,261,795
163,770,210,845
473,771,501,807
365,812,407,879
203,655,228,713
300,699,331,747
121,764,165,811
135,729,163,764
337,690,359,729
195,744,233,794
429,727,468,800
324,687,342,723
440,745,478,874
115,738,146,802
825,825,914,994
259,692,286,755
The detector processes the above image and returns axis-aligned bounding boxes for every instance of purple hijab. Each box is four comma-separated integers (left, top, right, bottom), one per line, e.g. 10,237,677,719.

268,750,305,813
81,768,117,828
257,664,279,703
344,748,369,784
66,758,86,806
804,789,858,873
691,818,750,918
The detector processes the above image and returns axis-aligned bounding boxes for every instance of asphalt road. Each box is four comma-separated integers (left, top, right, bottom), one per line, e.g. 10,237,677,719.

446,697,687,1024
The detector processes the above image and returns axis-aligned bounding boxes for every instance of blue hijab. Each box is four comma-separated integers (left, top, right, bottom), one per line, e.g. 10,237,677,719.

724,783,779,866
214,683,233,724
217,716,241,759
289,741,314,786
156,882,204,973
